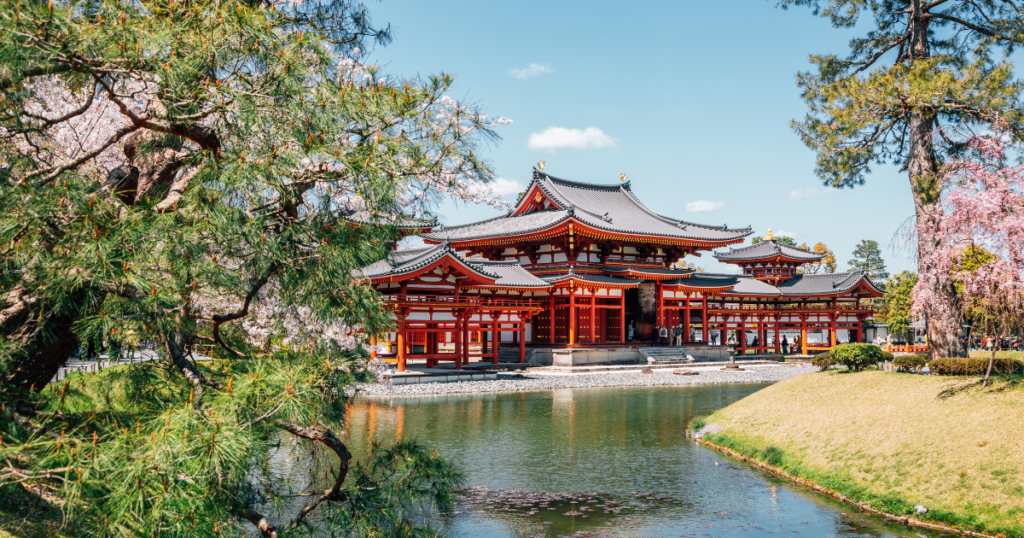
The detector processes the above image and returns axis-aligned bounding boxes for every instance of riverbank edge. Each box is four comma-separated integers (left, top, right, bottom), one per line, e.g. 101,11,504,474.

688,433,998,538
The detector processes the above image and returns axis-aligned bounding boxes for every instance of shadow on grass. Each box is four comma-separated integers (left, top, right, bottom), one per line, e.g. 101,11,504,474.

936,375,1024,399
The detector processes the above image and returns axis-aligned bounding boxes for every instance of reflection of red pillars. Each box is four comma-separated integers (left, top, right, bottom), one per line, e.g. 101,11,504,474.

518,316,526,363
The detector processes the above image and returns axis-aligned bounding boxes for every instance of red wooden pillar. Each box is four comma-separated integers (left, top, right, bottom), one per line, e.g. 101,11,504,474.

738,315,747,355
702,296,710,343
369,335,378,360
454,313,463,370
656,281,664,330
460,313,469,369
518,315,526,363
396,317,407,372
774,316,781,355
683,294,691,343
589,290,596,344
548,293,556,344
830,315,838,348
491,312,500,364
619,291,626,343
481,318,489,355
569,288,577,345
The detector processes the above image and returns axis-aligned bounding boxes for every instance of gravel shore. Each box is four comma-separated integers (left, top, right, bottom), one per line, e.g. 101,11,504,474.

355,363,814,397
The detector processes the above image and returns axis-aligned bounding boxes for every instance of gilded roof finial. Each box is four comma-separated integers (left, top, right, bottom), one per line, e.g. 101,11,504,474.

619,172,627,182
537,160,545,170
765,228,774,240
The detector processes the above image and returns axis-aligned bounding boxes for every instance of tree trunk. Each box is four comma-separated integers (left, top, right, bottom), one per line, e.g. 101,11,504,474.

906,9,968,360
1,293,80,391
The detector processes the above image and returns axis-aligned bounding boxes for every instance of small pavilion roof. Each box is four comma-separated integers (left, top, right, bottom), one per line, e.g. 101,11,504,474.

341,209,437,231
602,265,694,280
423,169,752,244
714,239,824,263
711,271,884,298
664,274,740,290
541,272,641,289
358,244,549,289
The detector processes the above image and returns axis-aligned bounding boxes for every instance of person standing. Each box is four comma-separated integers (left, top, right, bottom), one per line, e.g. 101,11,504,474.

627,321,635,343
674,324,683,347
658,325,669,347
710,327,719,345
780,335,788,355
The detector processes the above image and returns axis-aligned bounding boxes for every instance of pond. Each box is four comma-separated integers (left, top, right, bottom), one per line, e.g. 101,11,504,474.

342,384,947,538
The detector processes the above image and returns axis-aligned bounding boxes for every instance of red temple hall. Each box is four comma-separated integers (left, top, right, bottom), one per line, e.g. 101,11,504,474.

360,168,881,370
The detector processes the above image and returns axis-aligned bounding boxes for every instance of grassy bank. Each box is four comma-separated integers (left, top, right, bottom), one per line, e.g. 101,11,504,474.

698,371,1024,536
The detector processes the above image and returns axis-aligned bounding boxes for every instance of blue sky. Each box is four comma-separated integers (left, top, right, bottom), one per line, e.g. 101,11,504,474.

365,0,916,276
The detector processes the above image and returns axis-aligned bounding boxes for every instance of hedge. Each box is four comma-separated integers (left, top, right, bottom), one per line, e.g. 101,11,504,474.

893,354,928,373
928,358,1024,376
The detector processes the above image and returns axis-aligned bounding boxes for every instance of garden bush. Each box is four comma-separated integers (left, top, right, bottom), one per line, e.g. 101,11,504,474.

928,358,1024,376
828,343,892,372
893,354,928,373
812,352,836,371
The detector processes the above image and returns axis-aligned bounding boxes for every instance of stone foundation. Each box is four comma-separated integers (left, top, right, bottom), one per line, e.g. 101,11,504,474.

527,345,732,367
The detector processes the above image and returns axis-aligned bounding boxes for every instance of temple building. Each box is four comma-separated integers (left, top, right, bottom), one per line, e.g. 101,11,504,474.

360,168,882,370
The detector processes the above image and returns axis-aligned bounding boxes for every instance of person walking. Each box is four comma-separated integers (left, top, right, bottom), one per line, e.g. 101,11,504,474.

674,324,683,346
658,325,669,347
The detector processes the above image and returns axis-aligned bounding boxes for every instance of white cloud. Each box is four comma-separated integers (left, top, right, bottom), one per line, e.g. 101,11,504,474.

509,63,554,80
788,187,839,200
489,177,525,197
527,126,617,151
772,229,798,238
686,200,726,213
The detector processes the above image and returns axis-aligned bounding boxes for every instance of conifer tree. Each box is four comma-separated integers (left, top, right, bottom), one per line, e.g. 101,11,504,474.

779,0,1024,358
0,0,505,534
848,240,889,284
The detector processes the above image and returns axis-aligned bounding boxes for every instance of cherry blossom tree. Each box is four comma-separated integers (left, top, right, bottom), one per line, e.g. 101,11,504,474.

912,134,1024,381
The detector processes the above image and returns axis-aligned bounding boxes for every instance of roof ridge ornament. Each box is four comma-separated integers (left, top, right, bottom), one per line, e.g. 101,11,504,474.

567,204,575,216
619,172,627,182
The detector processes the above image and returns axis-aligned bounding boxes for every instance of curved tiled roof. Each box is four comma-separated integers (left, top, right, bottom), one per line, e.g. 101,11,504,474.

712,271,884,298
532,170,752,242
340,209,437,230
665,274,740,289
358,244,550,288
714,240,825,262
422,208,568,242
541,272,641,287
466,260,551,288
775,270,883,297
424,170,752,244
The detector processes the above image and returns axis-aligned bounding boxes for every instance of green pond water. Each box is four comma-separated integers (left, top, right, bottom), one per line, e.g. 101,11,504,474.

336,384,948,538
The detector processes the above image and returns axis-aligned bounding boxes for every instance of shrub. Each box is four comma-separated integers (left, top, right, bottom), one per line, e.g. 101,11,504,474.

928,358,1024,376
812,352,836,372
690,416,707,434
829,343,892,372
893,354,928,373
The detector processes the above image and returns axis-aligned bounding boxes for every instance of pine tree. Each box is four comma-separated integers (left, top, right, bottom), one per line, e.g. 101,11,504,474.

779,0,1024,358
0,0,500,535
885,271,919,343
848,240,889,284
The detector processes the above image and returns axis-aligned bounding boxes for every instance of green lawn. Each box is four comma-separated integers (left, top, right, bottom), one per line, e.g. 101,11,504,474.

699,370,1024,536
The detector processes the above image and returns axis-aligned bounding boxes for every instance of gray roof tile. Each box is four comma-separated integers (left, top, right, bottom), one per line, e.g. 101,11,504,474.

359,244,550,288
423,170,753,244
714,240,825,262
